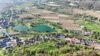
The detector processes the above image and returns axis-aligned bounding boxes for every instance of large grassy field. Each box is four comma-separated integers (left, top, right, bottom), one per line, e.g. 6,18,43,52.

78,19,100,32
28,41,56,52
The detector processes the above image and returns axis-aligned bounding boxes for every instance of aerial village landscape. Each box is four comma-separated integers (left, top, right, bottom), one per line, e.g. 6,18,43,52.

0,0,100,56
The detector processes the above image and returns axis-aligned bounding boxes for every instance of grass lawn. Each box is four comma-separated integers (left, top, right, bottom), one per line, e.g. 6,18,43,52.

0,50,5,56
15,33,33,40
28,41,56,52
78,19,100,32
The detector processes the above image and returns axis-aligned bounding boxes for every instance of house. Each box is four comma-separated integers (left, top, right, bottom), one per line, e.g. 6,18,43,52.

65,37,80,44
0,36,23,49
84,31,92,36
6,39,17,47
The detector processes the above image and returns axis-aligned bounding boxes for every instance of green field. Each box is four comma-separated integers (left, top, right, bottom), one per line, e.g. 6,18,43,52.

78,19,100,32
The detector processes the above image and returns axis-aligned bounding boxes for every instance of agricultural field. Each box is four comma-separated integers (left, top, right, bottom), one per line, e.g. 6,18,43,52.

77,19,100,32
0,0,100,56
